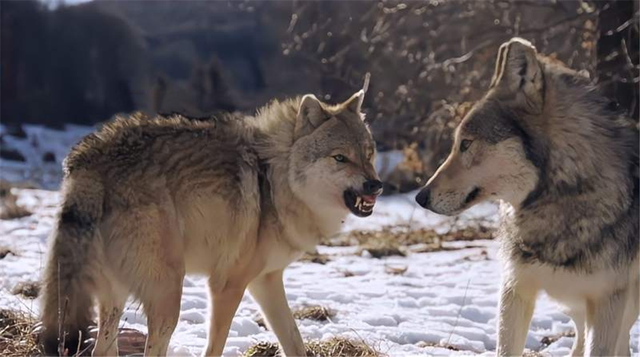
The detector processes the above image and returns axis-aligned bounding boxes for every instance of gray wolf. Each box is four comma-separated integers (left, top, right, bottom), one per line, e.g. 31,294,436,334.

40,90,382,356
416,38,639,356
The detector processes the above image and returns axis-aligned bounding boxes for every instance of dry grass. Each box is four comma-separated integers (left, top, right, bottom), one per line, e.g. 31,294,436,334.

0,307,148,357
384,265,408,275
540,330,575,346
438,224,495,242
334,221,496,258
292,306,334,322
358,240,405,259
0,247,16,260
337,269,355,278
461,249,489,262
256,305,334,330
416,341,460,351
306,337,380,357
243,336,380,357
12,281,41,299
0,309,42,356
319,235,356,247
0,182,32,220
336,221,494,247
523,351,549,357
244,341,280,357
317,219,495,259
299,252,331,265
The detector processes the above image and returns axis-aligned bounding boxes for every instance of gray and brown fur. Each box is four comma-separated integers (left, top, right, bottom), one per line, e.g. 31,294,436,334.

416,38,638,356
40,91,381,356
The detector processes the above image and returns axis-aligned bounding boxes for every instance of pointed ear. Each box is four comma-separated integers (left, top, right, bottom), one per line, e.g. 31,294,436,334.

295,94,329,139
490,38,544,114
343,90,365,114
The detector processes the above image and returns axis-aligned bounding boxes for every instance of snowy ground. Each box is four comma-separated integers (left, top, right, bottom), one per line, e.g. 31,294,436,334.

0,124,96,189
1,124,639,356
1,188,638,356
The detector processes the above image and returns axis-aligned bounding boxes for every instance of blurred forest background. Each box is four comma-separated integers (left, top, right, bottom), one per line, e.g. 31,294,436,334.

1,0,638,193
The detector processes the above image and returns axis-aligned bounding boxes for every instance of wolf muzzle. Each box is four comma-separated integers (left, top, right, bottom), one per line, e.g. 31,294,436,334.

363,179,383,196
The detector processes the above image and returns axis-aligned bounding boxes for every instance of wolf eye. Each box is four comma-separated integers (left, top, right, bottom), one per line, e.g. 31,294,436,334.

333,154,347,163
460,139,473,152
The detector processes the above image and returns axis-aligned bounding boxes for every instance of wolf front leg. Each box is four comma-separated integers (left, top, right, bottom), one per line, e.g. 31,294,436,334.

496,280,536,357
585,287,629,357
202,282,247,357
248,270,307,357
616,279,639,357
567,310,586,357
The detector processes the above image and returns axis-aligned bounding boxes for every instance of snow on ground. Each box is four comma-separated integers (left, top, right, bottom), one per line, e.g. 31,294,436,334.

0,124,95,189
1,188,638,357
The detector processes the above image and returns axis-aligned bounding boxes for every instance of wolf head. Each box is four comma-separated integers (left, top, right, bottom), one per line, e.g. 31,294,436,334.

416,37,635,215
289,91,382,217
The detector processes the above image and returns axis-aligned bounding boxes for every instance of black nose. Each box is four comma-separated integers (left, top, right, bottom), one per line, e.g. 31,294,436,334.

415,188,430,208
363,180,383,195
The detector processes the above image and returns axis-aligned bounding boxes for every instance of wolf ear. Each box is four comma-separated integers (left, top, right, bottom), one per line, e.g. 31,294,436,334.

295,94,330,139
343,90,365,114
490,38,544,114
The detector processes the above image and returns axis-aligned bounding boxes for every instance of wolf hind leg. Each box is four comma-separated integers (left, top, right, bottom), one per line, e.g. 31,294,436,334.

110,203,185,356
142,277,183,357
92,277,127,357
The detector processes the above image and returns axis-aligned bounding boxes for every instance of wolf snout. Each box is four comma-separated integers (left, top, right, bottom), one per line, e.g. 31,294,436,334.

415,188,430,208
363,179,383,196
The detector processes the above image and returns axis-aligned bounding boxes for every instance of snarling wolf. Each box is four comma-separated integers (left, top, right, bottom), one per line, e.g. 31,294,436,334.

416,38,639,356
40,91,382,356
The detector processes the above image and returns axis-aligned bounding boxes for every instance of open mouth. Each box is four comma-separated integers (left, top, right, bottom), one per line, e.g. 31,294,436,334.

343,189,377,217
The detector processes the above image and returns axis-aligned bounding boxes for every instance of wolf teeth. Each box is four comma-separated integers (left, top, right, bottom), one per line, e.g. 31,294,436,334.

354,195,374,213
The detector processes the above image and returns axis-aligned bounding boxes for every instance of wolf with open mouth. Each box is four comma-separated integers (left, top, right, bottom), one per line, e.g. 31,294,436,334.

39,88,382,357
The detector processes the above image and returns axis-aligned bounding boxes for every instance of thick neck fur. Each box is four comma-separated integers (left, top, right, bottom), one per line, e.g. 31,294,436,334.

502,65,639,271
249,98,345,252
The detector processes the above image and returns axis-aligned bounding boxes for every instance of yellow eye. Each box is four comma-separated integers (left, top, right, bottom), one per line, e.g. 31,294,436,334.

460,139,473,153
333,154,347,163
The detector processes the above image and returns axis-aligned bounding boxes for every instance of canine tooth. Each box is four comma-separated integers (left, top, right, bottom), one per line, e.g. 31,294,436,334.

355,196,361,207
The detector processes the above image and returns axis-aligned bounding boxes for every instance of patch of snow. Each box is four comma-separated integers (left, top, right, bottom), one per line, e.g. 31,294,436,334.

1,124,95,189
1,188,638,356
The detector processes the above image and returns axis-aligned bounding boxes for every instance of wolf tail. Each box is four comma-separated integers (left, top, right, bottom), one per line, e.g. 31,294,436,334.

40,170,104,356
